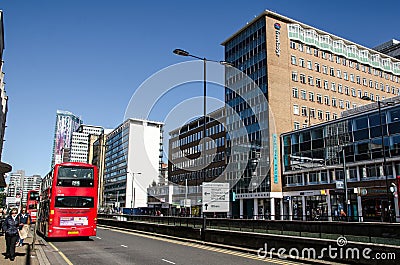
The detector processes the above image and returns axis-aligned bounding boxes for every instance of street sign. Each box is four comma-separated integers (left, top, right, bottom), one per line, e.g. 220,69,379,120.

336,180,344,189
202,182,229,213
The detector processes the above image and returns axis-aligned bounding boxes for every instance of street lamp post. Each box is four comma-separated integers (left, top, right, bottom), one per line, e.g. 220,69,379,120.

173,48,232,238
361,96,393,222
127,172,141,212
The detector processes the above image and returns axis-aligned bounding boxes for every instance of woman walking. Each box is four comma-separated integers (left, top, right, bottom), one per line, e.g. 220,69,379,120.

2,208,20,261
17,208,31,247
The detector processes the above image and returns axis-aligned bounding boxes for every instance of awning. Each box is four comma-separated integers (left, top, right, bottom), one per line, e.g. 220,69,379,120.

0,161,12,187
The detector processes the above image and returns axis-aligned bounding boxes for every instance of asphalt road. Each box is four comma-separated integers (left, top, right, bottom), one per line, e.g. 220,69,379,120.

45,226,305,265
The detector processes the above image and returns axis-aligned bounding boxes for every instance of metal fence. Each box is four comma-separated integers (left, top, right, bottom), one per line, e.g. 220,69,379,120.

97,214,400,245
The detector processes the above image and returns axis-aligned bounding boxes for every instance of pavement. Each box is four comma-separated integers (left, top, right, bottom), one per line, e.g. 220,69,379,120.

0,227,50,265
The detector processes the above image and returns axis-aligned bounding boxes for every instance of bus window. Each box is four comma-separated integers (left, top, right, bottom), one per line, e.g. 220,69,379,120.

54,196,94,208
57,167,94,187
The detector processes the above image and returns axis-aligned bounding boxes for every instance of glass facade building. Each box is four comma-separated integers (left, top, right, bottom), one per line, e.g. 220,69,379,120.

281,98,400,222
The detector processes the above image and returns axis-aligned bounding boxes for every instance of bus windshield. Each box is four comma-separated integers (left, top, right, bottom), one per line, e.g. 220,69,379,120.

29,191,39,200
54,196,94,208
57,166,94,187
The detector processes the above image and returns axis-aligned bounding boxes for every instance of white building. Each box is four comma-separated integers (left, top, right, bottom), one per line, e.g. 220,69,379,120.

70,125,103,163
103,119,163,211
7,170,41,205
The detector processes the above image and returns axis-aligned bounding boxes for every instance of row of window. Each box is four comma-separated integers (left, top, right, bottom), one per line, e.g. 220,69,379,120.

171,166,226,182
293,105,338,121
291,55,400,96
289,38,400,79
171,151,226,171
291,72,399,100
170,123,225,149
285,163,399,187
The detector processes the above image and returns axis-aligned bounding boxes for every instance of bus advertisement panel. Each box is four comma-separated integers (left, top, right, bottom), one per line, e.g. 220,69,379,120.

26,190,39,223
37,162,98,238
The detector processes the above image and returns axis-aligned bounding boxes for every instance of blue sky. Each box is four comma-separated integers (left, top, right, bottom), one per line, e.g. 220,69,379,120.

0,0,399,176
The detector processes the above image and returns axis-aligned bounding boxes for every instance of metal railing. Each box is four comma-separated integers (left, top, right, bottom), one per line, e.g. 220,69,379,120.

98,213,400,245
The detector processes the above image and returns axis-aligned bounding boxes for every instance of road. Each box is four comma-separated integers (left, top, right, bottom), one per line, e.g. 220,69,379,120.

43,225,305,265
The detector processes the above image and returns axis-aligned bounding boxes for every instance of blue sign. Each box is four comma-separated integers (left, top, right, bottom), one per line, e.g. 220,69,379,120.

273,134,279,184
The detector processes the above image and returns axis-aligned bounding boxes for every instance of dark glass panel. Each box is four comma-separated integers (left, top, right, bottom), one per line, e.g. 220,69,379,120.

353,129,369,141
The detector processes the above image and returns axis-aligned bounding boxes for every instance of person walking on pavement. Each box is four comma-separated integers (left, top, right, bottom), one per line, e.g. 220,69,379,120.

2,207,20,261
17,208,31,247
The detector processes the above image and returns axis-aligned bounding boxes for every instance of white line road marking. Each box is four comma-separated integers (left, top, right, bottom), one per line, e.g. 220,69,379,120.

121,245,128,248
96,237,102,239
162,259,176,264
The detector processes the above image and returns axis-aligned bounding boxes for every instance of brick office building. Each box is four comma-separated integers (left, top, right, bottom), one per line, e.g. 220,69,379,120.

222,10,400,218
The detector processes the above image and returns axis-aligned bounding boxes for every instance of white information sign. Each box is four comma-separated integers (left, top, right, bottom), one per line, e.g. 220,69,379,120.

202,182,229,213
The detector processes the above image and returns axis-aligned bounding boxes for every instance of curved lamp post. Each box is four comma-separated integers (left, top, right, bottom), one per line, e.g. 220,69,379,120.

173,48,232,237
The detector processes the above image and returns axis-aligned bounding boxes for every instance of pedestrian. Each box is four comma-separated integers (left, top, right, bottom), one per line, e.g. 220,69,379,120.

17,208,31,247
2,207,20,261
340,209,347,221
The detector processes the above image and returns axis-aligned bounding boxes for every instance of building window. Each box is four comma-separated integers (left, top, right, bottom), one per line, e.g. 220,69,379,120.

333,113,338,119
345,100,350,109
332,97,337,107
299,58,305,68
317,94,322,104
339,100,344,109
325,112,331,121
309,92,315,102
317,110,323,120
330,67,335,76
315,63,320,72
306,46,311,54
350,74,354,82
291,55,297,65
300,74,306,84
310,108,316,118
301,106,307,116
301,89,307,100
292,87,298,98
292,71,298,82
323,65,328,74
308,76,314,86
363,78,367,86
298,43,303,52
324,95,330,105
369,93,374,101
336,56,341,64
343,72,348,80
351,88,356,97
294,122,300,130
324,80,329,90
342,58,347,66
314,49,319,57
307,60,312,70
316,78,321,88
357,89,362,98
338,84,343,93
290,41,296,49
337,69,341,78
369,80,373,88
322,51,326,59
331,82,336,91
356,75,361,84
345,86,350,95
293,104,299,115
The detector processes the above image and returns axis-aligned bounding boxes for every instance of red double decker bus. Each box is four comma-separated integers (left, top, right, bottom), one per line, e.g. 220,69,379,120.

37,162,98,238
26,190,39,223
